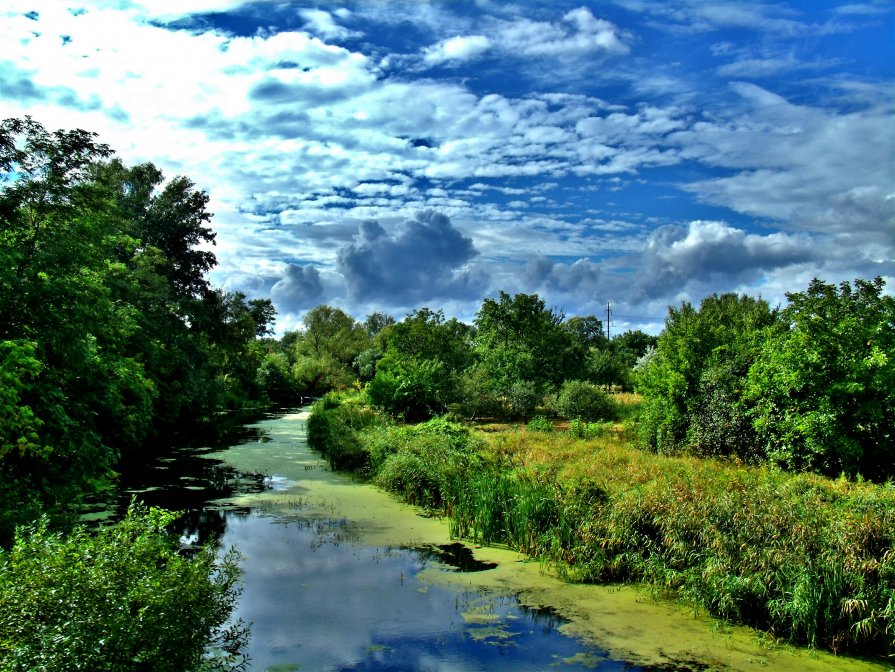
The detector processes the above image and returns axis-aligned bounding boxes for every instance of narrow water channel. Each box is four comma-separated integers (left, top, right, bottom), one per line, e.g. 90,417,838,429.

91,409,888,672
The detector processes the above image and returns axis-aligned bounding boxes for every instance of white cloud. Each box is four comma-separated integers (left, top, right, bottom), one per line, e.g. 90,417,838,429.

832,3,893,16
299,8,360,41
2,1,890,334
671,84,895,240
423,35,491,66
497,7,629,57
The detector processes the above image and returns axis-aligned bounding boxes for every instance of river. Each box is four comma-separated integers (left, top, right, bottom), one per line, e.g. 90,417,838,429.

88,408,889,672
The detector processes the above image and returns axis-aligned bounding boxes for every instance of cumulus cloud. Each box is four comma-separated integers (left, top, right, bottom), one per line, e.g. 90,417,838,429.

633,220,815,299
672,84,895,242
299,8,360,41
3,1,889,334
336,211,481,304
270,264,325,313
524,255,602,294
423,35,491,66
615,1,811,35
497,7,629,57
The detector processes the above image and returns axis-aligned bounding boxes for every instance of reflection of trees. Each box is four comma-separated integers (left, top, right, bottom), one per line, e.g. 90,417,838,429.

178,507,249,549
407,542,498,572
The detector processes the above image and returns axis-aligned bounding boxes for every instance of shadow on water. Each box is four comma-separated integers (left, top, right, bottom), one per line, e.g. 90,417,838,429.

81,407,287,538
407,542,499,572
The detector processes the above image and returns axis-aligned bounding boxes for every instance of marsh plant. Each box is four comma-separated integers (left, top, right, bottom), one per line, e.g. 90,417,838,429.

308,394,895,656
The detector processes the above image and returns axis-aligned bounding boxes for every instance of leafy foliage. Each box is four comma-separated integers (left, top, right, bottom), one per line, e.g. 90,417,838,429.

636,292,777,457
0,117,276,539
745,277,895,478
367,308,473,420
475,292,579,413
308,398,895,656
526,415,555,433
554,380,614,422
0,502,247,671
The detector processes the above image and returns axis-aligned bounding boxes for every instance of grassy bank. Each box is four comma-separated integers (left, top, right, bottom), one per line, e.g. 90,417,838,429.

307,393,895,658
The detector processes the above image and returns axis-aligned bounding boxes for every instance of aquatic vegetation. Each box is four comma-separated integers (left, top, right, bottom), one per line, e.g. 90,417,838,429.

307,394,895,657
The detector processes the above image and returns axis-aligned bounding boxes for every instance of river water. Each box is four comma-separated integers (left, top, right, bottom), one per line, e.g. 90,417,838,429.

90,409,888,672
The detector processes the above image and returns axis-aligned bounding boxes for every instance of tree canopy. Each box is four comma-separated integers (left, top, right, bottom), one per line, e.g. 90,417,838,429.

0,117,276,540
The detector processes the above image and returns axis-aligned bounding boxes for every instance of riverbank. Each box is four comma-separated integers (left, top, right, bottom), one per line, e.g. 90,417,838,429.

305,395,895,668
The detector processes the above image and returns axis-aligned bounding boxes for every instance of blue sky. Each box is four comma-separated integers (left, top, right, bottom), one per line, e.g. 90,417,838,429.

2,1,893,334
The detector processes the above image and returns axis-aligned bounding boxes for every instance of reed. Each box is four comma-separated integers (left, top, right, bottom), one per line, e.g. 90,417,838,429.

307,395,895,656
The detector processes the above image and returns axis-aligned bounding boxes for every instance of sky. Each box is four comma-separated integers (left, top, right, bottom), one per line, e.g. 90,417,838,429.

2,1,893,334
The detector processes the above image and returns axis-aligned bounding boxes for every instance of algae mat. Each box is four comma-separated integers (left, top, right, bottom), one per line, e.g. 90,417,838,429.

217,410,890,672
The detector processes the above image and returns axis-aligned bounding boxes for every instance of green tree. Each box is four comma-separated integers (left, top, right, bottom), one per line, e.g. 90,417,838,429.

367,308,473,420
745,277,895,479
554,380,614,422
0,117,276,535
299,305,367,362
0,117,154,533
0,502,247,671
475,292,577,407
363,311,395,336
292,305,368,395
383,308,473,373
256,350,299,405
612,329,657,359
636,292,777,456
586,330,658,391
563,315,606,350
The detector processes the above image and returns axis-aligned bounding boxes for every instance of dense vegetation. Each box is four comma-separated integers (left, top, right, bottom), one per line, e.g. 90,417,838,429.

0,502,247,671
308,394,895,657
301,274,894,657
0,117,279,540
290,274,892,481
1,118,267,669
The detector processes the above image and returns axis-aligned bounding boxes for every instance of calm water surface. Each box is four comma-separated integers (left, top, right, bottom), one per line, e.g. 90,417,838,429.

90,409,688,672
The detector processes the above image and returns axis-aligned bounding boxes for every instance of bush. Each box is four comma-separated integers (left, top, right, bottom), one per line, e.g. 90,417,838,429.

527,415,554,433
449,365,501,421
365,359,449,422
567,418,610,439
744,277,895,479
0,502,247,672
502,380,540,421
307,395,379,472
370,416,482,509
555,380,613,422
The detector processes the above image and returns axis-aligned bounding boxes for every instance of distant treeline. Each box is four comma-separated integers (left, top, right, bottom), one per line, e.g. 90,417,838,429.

275,277,893,482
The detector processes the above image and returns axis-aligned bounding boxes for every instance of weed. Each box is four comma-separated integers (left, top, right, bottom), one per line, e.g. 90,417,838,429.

306,393,895,657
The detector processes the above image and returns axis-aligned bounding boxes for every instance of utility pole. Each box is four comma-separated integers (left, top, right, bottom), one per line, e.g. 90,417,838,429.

606,301,611,340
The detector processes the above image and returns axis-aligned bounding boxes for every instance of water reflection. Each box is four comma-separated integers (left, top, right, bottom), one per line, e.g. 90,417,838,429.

81,411,278,535
89,410,707,672
219,508,642,672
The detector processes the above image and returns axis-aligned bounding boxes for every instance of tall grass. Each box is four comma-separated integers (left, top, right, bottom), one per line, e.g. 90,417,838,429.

307,394,895,656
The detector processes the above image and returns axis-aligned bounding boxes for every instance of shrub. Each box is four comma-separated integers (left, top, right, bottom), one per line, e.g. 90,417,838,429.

502,380,540,421
567,418,610,439
307,395,379,472
449,365,501,421
369,417,482,509
0,502,247,672
527,415,554,433
366,359,448,422
555,380,613,422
